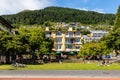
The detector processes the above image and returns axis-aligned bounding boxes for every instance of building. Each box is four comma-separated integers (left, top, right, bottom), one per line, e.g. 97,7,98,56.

45,27,82,53
83,30,108,43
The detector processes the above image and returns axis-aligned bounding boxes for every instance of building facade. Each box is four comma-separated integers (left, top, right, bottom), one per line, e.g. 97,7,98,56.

83,30,108,43
45,27,82,53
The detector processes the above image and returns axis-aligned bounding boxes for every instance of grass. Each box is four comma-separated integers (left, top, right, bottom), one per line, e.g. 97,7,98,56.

0,62,120,70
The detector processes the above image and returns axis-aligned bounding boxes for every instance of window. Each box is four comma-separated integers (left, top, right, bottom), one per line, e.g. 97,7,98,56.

56,44,62,49
56,38,62,43
66,38,70,43
66,32,69,36
76,45,80,49
56,31,61,36
66,38,73,43
76,31,80,36
45,32,51,37
69,32,73,37
75,38,80,42
66,45,72,49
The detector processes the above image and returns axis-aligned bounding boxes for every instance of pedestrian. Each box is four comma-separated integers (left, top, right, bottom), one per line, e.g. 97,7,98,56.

102,59,106,66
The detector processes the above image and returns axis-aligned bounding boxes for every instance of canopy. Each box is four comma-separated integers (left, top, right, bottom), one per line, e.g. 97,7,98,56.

45,52,49,55
56,51,61,54
69,51,75,55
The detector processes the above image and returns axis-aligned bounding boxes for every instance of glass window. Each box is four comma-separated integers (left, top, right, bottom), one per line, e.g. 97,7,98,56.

75,38,80,42
69,32,73,37
66,32,69,35
66,45,72,49
56,31,61,36
66,38,70,43
56,38,62,43
76,31,80,35
76,45,80,49
56,44,62,49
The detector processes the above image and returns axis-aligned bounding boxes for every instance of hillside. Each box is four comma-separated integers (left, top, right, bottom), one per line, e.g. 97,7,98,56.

2,6,115,27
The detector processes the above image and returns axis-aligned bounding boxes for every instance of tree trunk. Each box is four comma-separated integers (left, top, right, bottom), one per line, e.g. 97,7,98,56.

5,53,11,64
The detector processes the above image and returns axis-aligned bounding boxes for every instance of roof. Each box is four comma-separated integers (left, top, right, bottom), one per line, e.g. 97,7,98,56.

0,16,13,29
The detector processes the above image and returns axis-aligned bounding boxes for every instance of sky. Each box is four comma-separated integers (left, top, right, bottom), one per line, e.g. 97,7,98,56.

0,0,120,15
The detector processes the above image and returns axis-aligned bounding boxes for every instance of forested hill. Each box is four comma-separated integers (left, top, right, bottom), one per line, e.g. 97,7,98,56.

2,6,115,26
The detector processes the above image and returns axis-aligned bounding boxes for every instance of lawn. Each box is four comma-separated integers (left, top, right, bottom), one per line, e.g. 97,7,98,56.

0,62,120,70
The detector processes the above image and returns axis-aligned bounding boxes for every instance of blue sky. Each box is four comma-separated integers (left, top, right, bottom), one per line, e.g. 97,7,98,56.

0,0,120,15
54,0,119,14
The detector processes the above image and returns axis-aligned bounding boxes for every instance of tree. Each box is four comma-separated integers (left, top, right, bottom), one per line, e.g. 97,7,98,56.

2,7,115,27
0,26,53,64
113,5,120,31
101,5,120,55
78,42,111,60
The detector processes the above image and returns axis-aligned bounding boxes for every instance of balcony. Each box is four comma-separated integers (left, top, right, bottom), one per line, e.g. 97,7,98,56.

74,42,82,44
66,35,74,38
46,34,51,37
56,35,62,37
65,42,73,44
65,49,72,51
55,42,62,44
75,49,80,51
75,35,81,37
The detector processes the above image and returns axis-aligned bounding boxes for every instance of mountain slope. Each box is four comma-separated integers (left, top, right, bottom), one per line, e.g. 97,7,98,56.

2,6,115,26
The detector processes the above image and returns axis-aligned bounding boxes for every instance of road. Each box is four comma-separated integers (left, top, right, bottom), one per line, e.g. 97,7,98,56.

0,70,120,78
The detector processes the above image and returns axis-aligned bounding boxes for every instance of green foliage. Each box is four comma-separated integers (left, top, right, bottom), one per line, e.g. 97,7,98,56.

0,27,53,56
78,42,112,58
113,5,120,31
100,5,120,54
80,28,91,35
2,6,115,27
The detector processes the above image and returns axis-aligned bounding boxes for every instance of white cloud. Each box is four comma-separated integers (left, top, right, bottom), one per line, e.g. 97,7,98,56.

77,7,105,13
93,8,105,13
0,0,55,15
77,8,88,11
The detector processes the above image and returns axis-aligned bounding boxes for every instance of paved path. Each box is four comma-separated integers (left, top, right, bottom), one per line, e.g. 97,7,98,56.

0,70,120,78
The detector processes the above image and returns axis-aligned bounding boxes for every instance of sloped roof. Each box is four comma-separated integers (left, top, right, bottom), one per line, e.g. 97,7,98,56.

0,16,13,29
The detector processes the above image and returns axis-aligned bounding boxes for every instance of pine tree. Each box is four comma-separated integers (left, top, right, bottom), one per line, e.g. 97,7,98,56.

113,5,120,31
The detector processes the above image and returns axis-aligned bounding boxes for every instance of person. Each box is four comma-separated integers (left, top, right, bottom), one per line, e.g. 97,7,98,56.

102,59,106,66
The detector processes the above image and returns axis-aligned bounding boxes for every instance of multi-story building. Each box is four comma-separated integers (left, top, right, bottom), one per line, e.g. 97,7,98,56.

83,30,108,43
45,27,82,53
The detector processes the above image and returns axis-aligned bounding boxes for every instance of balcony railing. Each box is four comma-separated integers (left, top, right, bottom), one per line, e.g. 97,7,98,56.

74,42,82,44
46,34,51,37
56,35,62,37
56,49,62,51
75,35,81,37
65,42,73,44
66,35,74,37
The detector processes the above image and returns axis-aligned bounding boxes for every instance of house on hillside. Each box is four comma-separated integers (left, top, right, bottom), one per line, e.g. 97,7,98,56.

83,30,108,43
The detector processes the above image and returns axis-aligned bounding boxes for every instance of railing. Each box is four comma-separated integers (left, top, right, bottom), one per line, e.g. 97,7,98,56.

56,49,62,51
46,34,51,37
65,42,73,44
74,42,82,44
56,35,62,37
66,35,74,37
75,35,81,37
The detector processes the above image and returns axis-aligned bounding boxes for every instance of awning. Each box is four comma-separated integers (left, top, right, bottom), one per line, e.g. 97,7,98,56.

56,51,61,54
69,51,75,55
45,52,49,55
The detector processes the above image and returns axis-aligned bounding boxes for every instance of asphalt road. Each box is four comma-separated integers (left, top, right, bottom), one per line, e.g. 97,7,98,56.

0,70,120,78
